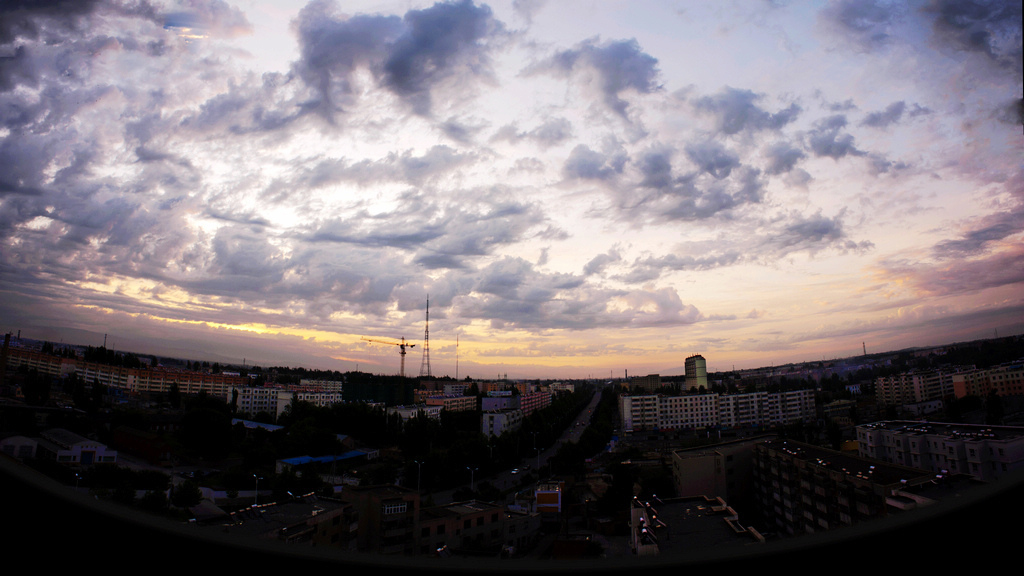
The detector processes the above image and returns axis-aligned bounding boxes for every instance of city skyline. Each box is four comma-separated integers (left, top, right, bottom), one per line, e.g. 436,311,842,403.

1,1,1021,379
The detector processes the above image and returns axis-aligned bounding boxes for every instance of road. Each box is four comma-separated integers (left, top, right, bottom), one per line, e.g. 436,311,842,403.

429,388,604,506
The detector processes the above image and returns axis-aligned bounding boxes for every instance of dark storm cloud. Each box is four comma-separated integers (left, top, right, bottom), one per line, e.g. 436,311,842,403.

932,205,1024,258
562,143,627,181
763,141,806,175
924,0,1023,76
381,0,502,115
637,148,673,189
292,0,504,119
492,116,573,146
306,190,544,271
0,133,53,194
291,1,403,116
620,252,743,283
454,256,702,330
881,246,1024,297
526,36,661,120
685,141,741,179
582,248,621,276
860,101,931,128
0,45,34,92
605,144,766,223
614,210,872,284
764,211,873,256
661,168,763,220
0,0,103,45
290,145,476,190
163,0,253,38
819,0,902,52
805,114,864,160
180,73,308,134
693,86,801,135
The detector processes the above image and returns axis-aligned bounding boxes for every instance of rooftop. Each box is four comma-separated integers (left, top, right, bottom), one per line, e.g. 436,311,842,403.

761,439,935,486
860,420,1024,442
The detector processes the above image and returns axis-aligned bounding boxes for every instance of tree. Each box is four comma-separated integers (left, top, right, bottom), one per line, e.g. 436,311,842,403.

139,490,169,513
986,391,1004,425
171,480,203,508
168,382,181,409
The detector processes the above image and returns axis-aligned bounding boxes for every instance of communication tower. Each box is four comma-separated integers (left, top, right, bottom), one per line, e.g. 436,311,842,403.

419,297,432,377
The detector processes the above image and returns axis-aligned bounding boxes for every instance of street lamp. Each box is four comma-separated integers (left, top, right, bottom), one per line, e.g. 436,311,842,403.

467,466,478,492
253,474,262,506
414,460,423,493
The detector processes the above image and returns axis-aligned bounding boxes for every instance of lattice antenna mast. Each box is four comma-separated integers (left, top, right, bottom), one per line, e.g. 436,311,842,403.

419,296,432,377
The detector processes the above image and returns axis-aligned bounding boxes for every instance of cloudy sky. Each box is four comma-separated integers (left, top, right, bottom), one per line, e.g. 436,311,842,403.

1,0,1021,379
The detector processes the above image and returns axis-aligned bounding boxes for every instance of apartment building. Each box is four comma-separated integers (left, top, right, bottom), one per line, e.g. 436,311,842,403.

753,439,939,536
387,404,442,422
657,393,719,430
620,389,816,432
519,389,552,416
418,500,507,555
952,362,1024,398
481,409,524,437
856,420,1024,482
298,378,344,392
4,347,249,398
425,394,477,412
338,484,420,555
875,369,964,407
231,386,344,418
619,394,659,432
670,435,777,503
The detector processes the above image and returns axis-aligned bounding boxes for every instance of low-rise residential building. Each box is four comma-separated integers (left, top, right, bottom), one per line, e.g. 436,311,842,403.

35,428,117,466
387,404,442,422
536,480,565,522
418,500,507,555
338,484,420,555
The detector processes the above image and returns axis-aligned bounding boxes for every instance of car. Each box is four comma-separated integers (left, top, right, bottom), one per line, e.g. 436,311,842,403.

511,468,519,475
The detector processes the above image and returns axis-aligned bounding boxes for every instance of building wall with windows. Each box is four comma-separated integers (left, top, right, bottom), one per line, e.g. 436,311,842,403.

481,409,524,437
620,389,815,432
856,420,1024,482
339,485,420,555
952,363,1024,399
387,404,442,422
754,439,938,536
519,390,552,416
875,369,962,406
418,500,506,555
426,394,477,412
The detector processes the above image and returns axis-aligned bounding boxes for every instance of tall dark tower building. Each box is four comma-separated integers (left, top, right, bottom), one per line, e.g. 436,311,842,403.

685,354,707,391
419,297,432,378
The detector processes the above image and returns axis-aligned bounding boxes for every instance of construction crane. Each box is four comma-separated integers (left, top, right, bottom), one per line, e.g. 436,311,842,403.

361,336,416,378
